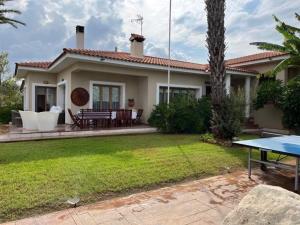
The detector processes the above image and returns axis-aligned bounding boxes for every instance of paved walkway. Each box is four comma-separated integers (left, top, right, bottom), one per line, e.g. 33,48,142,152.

2,169,295,225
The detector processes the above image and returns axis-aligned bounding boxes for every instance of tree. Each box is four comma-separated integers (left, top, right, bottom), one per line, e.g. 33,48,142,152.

0,0,25,28
0,78,22,108
205,0,227,139
251,13,300,77
0,52,9,86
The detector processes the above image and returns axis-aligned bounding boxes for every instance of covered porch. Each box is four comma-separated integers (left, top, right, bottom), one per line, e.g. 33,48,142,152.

204,73,255,118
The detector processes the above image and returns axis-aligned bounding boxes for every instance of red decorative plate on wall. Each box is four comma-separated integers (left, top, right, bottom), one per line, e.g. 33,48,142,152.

71,88,89,106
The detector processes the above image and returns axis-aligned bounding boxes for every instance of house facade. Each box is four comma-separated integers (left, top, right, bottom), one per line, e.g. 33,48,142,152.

15,26,258,124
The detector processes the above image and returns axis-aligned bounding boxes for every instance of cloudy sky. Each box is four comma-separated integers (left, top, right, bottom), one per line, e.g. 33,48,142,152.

0,0,299,74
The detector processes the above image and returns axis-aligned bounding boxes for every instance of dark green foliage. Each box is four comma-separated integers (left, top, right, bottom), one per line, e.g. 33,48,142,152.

211,92,245,140
281,76,300,133
148,96,212,134
254,79,284,109
0,78,22,124
0,107,12,124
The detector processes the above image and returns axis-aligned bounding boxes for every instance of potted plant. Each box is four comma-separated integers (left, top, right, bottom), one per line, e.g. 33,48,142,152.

128,98,135,107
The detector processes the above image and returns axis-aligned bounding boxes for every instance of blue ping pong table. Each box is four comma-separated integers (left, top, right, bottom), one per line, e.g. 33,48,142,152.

234,135,300,191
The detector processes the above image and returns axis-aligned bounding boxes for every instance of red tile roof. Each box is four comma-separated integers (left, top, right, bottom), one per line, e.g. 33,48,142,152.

63,48,210,71
226,51,288,66
17,61,52,69
16,48,258,74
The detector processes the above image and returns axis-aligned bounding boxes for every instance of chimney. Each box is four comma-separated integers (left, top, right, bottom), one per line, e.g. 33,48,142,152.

129,33,145,57
76,25,84,49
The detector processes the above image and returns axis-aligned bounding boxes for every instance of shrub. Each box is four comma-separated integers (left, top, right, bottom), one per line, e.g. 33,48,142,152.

0,79,22,124
281,76,300,133
0,107,13,124
254,79,284,109
211,90,245,140
148,95,212,134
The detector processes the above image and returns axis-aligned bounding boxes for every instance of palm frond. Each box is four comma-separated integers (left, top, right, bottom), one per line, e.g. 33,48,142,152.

0,9,22,14
0,0,25,28
272,56,300,75
250,42,287,52
296,13,300,21
0,17,25,27
284,39,300,55
274,15,300,34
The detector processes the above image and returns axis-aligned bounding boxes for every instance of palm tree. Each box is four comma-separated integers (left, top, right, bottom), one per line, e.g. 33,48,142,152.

251,13,300,76
205,0,226,139
0,0,25,28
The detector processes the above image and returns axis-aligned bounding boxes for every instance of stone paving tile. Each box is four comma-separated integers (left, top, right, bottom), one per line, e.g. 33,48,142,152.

15,218,38,225
35,210,76,225
2,169,296,225
68,211,97,225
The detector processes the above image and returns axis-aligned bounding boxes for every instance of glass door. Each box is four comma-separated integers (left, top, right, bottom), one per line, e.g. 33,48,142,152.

92,85,121,110
35,86,57,112
111,87,120,109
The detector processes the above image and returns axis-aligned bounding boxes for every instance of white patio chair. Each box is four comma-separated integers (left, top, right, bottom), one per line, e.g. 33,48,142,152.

19,111,38,130
50,106,62,113
37,112,59,131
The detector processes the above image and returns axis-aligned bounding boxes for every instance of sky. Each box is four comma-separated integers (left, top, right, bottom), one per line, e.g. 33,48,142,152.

0,0,299,76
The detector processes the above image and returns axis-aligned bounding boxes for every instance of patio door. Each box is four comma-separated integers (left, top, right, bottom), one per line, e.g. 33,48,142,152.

93,85,120,110
35,86,57,112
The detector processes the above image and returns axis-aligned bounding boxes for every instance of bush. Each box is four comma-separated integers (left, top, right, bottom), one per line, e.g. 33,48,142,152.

0,79,22,124
0,107,13,124
211,90,245,140
148,96,212,134
281,76,300,133
254,79,284,109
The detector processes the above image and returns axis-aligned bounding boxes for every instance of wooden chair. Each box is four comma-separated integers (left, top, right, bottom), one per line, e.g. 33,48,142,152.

115,109,124,127
135,109,143,124
124,110,132,127
68,108,81,129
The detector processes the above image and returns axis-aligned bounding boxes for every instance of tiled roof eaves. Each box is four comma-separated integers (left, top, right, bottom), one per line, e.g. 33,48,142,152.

16,48,258,75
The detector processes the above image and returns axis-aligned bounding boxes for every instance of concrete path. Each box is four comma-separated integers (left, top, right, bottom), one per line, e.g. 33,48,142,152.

2,169,295,225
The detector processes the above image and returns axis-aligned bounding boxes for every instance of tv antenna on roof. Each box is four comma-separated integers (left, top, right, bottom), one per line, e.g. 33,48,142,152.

131,14,144,35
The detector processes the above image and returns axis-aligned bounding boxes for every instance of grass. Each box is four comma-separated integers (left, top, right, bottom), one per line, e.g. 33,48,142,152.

0,133,258,221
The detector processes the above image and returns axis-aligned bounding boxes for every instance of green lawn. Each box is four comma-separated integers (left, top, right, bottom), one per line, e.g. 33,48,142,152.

0,133,257,221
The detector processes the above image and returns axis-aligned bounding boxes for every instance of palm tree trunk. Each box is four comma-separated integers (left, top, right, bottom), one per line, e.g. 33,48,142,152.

206,0,226,138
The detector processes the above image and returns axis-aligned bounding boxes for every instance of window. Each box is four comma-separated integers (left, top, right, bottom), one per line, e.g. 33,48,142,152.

205,85,212,97
159,86,197,104
93,85,120,110
35,86,57,112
